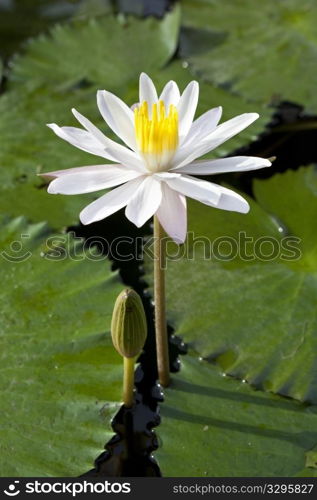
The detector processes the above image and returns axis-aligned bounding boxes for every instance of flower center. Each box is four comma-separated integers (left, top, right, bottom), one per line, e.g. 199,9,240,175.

134,100,178,157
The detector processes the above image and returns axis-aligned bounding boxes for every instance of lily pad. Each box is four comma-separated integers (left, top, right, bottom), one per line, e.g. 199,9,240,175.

145,166,317,403
8,7,180,92
180,0,317,112
0,216,123,476
156,351,317,477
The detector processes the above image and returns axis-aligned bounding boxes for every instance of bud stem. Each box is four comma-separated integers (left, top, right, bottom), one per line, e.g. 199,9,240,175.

123,356,136,408
153,215,170,387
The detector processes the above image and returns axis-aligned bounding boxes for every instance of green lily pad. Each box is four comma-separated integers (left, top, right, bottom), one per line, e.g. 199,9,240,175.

145,166,317,403
156,351,317,477
180,0,317,112
253,167,317,259
0,216,123,476
8,7,180,92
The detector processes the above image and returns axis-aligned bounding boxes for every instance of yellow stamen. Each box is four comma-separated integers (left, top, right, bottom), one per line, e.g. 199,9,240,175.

134,100,178,155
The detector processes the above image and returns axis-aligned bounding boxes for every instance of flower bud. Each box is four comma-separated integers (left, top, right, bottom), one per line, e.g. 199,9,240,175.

111,289,147,358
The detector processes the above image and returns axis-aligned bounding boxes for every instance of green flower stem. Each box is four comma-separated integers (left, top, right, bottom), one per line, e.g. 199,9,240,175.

153,215,170,387
123,356,136,408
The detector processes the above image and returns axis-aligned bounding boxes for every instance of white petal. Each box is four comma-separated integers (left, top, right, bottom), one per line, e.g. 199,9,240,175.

213,184,250,213
201,113,259,150
40,166,91,179
71,108,145,171
173,113,259,170
70,108,145,171
47,165,141,195
180,106,222,147
80,176,145,225
176,156,271,175
125,176,162,227
164,174,221,205
165,174,249,213
97,90,137,150
177,81,199,138
41,164,124,179
139,73,158,110
47,123,113,160
72,108,111,147
159,80,180,108
99,142,146,172
156,183,187,244
155,172,181,181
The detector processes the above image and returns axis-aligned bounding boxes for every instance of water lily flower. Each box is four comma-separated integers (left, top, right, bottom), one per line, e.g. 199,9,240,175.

43,73,271,243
